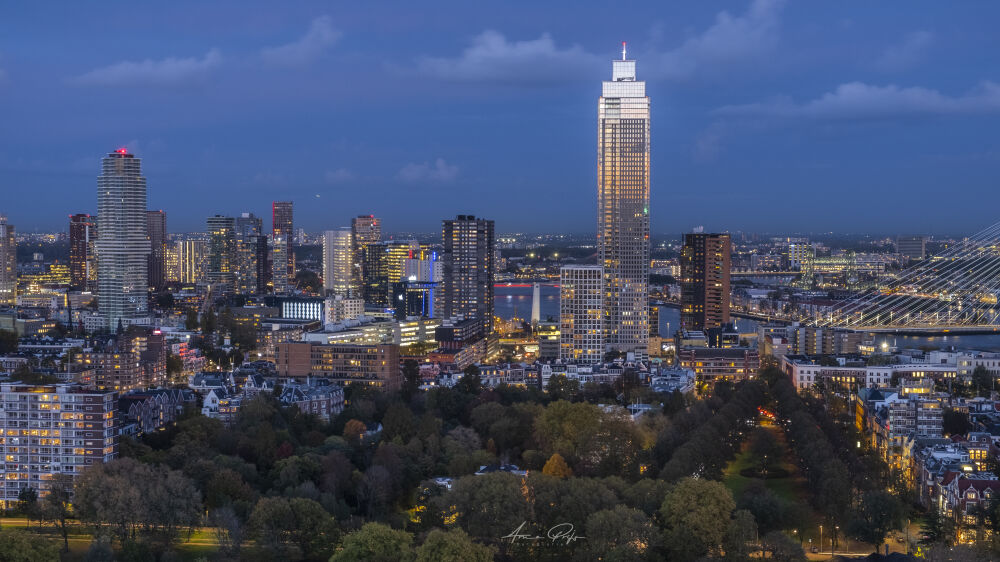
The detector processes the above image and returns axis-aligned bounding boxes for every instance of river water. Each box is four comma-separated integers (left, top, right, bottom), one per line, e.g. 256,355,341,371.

494,285,1000,351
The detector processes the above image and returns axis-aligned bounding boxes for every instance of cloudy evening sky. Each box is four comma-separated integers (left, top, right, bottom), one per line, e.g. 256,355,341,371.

1,1,999,235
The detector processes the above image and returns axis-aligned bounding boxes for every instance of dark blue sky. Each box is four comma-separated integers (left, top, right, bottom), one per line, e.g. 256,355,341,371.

2,1,999,235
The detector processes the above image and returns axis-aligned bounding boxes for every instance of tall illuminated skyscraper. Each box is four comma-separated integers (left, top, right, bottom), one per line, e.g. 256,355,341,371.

442,215,494,333
69,213,95,290
146,210,167,291
206,215,236,289
0,216,14,307
96,148,150,329
597,44,649,359
351,215,381,296
323,228,354,297
272,201,294,290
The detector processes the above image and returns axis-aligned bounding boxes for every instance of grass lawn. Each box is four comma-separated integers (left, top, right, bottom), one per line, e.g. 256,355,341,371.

0,518,224,561
723,425,804,503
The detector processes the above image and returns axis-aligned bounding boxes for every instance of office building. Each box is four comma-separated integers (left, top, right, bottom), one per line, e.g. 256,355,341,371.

96,149,151,330
441,215,495,333
323,228,354,296
598,45,650,358
787,242,814,270
391,281,436,319
363,240,420,306
559,265,604,364
351,215,381,295
0,382,118,509
274,342,401,389
897,236,927,261
0,217,14,307
145,210,167,291
69,214,96,290
680,233,731,332
206,215,236,288
272,201,294,290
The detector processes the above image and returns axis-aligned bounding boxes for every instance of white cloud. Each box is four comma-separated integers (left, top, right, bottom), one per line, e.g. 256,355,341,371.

415,31,601,84
261,15,341,66
715,81,1000,120
324,168,354,183
647,0,785,80
874,30,933,71
73,49,222,86
397,158,459,183
413,0,785,84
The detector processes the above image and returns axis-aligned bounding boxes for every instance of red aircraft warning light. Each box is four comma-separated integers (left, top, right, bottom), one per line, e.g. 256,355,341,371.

116,147,128,154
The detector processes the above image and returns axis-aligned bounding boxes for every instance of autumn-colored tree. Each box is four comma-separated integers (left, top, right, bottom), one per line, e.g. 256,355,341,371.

542,453,573,478
343,419,367,446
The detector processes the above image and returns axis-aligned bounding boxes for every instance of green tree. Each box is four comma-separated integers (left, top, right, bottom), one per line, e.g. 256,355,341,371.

415,528,494,562
456,365,482,395
331,522,414,562
74,458,201,552
942,409,971,437
972,365,993,396
446,473,531,540
546,374,580,401
748,428,783,476
533,400,602,470
248,496,339,560
761,530,806,561
200,309,216,334
723,509,758,561
659,477,736,560
184,308,199,330
583,506,660,561
847,490,903,551
920,508,955,546
401,359,421,400
0,529,60,562
0,329,18,354
40,474,74,552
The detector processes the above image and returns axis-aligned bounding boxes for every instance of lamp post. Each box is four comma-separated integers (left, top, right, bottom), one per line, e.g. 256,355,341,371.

834,525,840,555
820,525,823,554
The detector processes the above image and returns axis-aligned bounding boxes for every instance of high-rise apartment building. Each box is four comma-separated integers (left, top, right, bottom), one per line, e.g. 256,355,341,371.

598,45,650,359
235,213,267,295
351,215,381,295
96,149,151,330
146,210,167,291
271,235,291,294
680,233,731,332
272,201,294,290
0,217,15,307
0,382,118,509
69,213,96,290
206,215,236,289
442,215,495,333
323,228,353,297
559,265,605,364
177,238,208,284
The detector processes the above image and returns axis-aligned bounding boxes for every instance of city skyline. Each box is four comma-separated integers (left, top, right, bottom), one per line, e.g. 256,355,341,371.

2,2,999,234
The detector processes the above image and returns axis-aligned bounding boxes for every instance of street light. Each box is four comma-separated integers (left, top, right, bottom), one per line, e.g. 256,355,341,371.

820,525,823,554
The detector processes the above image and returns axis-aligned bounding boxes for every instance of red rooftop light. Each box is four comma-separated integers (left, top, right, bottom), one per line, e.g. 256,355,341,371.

116,148,127,154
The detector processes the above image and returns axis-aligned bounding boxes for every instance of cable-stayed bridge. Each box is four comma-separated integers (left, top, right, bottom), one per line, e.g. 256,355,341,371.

814,221,1000,333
